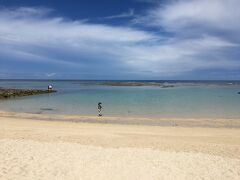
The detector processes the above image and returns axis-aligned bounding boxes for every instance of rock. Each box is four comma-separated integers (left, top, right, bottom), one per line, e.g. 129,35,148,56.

0,89,57,99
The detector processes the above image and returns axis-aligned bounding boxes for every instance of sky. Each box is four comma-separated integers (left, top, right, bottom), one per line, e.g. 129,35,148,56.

0,0,240,80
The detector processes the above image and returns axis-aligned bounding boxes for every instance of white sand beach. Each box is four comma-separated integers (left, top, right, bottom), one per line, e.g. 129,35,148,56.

0,112,240,180
1,0,240,179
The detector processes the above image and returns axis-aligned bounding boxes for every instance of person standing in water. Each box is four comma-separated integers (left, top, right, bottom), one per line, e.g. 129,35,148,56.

98,102,103,116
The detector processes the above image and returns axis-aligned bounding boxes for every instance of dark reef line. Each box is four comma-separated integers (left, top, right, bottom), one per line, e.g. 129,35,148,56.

100,82,175,88
0,88,57,99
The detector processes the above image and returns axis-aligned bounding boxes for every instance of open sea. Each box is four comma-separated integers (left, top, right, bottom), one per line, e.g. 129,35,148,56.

0,80,240,118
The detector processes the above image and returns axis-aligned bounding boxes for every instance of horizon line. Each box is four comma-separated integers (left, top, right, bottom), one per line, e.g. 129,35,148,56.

0,79,240,81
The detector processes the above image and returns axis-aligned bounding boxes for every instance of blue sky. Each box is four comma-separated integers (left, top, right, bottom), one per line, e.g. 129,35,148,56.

0,0,240,80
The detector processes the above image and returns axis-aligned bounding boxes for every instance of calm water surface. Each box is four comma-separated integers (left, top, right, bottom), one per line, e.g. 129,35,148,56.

0,80,240,118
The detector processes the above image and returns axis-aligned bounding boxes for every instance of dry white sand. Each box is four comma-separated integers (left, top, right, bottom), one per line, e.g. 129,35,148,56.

0,113,240,180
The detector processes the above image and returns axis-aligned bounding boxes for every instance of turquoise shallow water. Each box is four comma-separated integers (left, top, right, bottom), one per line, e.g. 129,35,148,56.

0,80,240,118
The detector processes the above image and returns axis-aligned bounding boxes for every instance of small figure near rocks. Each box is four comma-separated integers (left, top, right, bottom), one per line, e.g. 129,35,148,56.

98,102,103,116
48,85,53,90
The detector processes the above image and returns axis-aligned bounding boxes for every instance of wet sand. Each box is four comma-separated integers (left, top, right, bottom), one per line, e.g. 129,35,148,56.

0,112,240,179
1,111,240,128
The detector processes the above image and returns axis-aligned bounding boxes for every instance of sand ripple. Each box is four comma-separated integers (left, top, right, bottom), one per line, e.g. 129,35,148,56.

0,139,239,180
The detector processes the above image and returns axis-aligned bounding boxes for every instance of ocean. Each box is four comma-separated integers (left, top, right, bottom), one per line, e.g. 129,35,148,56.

0,80,240,118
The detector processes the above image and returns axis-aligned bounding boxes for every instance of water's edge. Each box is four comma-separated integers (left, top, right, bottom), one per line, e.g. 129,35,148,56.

1,111,240,128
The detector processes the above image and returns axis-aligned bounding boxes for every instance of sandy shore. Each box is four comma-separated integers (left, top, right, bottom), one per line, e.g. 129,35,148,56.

0,112,240,179
1,111,240,128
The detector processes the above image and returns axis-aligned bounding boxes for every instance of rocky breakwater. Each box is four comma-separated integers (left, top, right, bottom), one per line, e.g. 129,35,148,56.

0,88,57,99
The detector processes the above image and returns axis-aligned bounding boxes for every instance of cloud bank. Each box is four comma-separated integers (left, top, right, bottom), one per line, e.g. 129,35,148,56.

145,0,240,32
0,1,240,79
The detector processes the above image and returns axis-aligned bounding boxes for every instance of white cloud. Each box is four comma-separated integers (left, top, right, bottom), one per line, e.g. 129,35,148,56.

0,5,239,79
101,9,135,19
141,0,240,32
0,7,53,19
0,12,154,44
131,0,240,77
120,35,238,75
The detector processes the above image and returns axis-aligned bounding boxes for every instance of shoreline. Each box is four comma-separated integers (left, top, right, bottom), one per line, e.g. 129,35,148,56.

1,110,240,128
